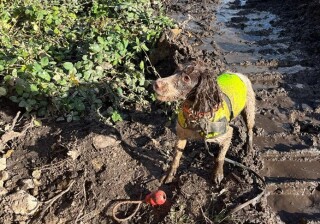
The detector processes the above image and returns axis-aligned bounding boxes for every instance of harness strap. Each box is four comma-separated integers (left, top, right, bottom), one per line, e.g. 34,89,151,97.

222,93,233,120
198,117,227,138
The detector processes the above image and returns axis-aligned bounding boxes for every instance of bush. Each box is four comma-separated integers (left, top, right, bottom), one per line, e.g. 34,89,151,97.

0,0,172,121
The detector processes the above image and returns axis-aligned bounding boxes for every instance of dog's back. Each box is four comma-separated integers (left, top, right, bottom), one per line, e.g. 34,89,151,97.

217,72,248,119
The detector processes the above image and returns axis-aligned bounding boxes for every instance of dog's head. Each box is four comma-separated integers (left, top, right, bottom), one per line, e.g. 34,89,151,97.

153,60,222,114
153,60,206,101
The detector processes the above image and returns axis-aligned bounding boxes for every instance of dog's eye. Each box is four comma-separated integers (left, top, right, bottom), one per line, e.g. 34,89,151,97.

183,75,191,83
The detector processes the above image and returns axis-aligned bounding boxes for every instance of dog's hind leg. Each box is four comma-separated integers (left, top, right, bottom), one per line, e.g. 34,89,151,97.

241,82,255,152
211,126,233,185
161,139,187,184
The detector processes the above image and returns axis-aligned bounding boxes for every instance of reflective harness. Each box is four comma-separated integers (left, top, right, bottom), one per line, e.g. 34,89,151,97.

177,73,247,139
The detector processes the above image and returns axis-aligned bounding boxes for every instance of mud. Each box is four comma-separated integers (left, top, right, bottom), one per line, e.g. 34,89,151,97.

1,0,320,223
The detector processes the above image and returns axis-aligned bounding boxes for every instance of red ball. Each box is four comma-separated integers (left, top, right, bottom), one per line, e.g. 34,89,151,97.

145,190,166,206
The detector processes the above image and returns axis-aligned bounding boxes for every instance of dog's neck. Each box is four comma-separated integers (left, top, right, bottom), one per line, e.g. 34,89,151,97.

182,100,220,120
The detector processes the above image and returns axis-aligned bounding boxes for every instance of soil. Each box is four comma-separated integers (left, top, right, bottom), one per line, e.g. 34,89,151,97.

1,0,320,223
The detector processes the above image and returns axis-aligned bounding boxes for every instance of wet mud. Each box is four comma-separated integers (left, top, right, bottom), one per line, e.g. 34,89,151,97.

0,0,320,223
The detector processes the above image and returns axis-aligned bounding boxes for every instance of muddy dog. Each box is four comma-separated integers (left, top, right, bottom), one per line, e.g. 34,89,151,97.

153,60,255,184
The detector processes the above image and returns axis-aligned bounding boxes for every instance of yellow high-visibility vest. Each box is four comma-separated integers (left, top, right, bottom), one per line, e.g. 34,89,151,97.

178,72,247,138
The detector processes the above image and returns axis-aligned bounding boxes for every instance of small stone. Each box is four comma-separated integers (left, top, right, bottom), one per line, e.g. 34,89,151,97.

67,150,80,160
91,158,104,172
0,171,9,181
32,170,41,179
301,103,312,111
151,138,160,147
0,186,8,196
296,83,304,89
21,179,35,190
33,179,42,187
31,187,39,196
93,135,118,149
0,157,6,171
10,190,39,215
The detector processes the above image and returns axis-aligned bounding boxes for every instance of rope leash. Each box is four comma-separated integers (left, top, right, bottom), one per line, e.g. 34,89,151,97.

112,190,166,222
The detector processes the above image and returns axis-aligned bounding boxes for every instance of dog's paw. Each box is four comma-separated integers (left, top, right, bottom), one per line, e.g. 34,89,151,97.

212,173,224,185
212,165,224,185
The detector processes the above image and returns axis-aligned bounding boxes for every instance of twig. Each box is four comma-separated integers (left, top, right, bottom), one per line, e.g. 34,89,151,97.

35,159,69,171
75,170,87,223
200,206,214,224
10,111,21,131
37,180,75,223
143,49,161,78
0,115,34,146
226,189,265,216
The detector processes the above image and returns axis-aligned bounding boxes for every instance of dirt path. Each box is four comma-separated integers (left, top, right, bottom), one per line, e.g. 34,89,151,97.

212,0,320,222
0,0,319,223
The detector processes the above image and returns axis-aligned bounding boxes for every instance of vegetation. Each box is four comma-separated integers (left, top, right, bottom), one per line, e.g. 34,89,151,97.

0,0,172,121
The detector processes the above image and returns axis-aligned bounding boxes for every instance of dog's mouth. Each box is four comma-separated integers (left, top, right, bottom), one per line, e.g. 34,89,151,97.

153,86,171,101
154,92,180,102
155,93,171,101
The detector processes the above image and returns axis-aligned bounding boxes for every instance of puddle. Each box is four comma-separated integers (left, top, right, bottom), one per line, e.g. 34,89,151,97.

255,136,310,152
214,0,310,74
261,160,320,180
255,114,284,134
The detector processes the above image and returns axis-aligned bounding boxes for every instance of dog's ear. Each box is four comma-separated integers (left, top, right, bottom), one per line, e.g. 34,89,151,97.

186,70,222,114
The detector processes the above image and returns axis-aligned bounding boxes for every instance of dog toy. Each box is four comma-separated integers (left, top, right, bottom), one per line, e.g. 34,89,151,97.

112,190,166,222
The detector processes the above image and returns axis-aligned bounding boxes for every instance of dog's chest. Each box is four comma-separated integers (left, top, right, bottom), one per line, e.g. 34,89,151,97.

178,105,229,139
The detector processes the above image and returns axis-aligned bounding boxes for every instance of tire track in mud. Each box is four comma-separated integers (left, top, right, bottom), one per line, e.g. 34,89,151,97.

213,0,320,222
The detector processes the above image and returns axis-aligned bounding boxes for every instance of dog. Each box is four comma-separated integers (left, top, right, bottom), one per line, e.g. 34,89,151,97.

153,60,255,184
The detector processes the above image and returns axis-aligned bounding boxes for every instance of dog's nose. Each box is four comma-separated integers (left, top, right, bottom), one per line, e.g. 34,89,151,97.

154,80,164,91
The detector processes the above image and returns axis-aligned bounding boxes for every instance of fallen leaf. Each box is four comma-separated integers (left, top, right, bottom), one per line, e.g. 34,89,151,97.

67,150,80,160
5,149,14,158
32,170,41,179
21,179,35,190
0,158,6,171
33,119,42,127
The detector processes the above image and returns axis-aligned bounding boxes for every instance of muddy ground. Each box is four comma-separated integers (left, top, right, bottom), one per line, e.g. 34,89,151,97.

0,0,320,223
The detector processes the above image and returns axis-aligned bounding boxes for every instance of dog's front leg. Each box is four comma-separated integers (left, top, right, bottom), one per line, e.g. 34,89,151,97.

161,139,187,184
212,127,233,185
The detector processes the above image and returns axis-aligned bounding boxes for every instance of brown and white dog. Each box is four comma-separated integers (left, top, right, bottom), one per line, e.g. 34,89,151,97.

153,60,255,184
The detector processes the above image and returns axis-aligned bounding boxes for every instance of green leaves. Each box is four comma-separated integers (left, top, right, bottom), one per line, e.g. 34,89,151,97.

37,71,51,81
111,110,123,122
40,57,49,67
0,0,173,120
90,43,102,54
0,87,7,96
63,62,74,70
29,84,38,92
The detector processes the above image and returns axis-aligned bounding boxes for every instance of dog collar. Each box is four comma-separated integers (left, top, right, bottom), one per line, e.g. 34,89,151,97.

181,102,214,119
